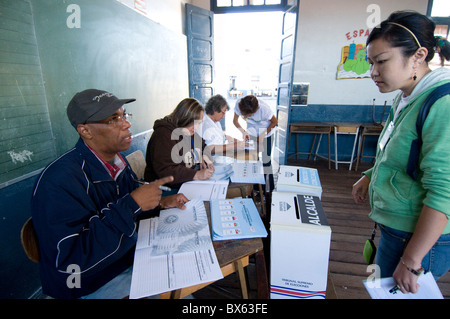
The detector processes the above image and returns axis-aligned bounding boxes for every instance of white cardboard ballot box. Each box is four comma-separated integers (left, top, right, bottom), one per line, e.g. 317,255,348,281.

270,191,331,299
276,165,322,199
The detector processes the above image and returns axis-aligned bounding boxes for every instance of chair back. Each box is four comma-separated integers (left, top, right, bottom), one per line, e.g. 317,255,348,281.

20,217,40,263
126,150,146,180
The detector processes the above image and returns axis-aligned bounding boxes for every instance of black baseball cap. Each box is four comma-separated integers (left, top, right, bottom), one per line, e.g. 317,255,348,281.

67,89,136,128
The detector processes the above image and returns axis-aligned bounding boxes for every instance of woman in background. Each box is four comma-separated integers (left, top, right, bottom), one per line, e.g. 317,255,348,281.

198,94,247,156
144,98,214,189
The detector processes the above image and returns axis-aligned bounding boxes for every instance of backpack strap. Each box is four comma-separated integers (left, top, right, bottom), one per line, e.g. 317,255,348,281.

407,82,450,180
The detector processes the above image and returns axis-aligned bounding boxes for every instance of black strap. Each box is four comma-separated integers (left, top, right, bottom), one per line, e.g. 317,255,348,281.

406,82,450,180
371,223,377,241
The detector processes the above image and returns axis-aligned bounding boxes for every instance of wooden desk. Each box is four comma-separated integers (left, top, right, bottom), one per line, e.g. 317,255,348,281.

288,122,332,169
160,202,268,299
289,122,363,170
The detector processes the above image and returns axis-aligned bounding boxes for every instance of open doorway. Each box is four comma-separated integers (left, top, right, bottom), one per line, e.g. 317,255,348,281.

214,11,284,139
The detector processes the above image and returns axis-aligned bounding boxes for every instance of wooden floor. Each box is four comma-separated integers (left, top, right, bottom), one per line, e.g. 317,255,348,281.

287,158,450,299
194,158,450,299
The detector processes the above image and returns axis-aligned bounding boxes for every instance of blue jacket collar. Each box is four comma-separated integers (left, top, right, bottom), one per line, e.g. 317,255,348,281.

75,138,118,183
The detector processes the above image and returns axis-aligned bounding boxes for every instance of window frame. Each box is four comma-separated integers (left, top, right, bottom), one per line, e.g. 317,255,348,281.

211,0,288,14
427,0,450,38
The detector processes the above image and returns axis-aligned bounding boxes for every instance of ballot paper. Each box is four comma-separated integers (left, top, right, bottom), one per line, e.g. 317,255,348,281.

363,272,443,299
129,198,223,299
178,164,232,201
210,198,268,240
210,164,233,181
230,160,265,184
178,180,229,201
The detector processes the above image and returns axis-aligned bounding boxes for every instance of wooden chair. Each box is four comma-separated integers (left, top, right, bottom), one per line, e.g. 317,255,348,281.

21,217,40,263
126,150,146,180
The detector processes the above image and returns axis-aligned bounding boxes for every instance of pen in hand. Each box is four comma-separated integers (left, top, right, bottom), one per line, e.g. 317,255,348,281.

133,179,172,192
389,285,400,294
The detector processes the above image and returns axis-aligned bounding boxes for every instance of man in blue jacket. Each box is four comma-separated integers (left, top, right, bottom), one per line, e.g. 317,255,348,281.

31,89,188,299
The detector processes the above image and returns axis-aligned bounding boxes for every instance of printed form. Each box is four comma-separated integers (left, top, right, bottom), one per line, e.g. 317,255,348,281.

129,198,223,299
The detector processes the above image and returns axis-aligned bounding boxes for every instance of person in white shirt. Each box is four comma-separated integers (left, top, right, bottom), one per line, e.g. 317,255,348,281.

233,95,277,162
233,95,278,191
198,94,246,156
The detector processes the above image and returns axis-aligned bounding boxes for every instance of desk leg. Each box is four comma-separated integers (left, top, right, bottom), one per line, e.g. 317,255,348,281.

234,259,249,299
334,129,338,170
170,289,182,299
348,126,359,171
314,134,322,161
327,133,331,170
258,184,266,219
255,250,269,299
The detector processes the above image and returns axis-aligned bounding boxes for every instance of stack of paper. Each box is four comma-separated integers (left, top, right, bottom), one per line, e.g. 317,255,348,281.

230,161,265,184
276,165,322,199
178,179,229,201
210,198,268,241
129,198,223,299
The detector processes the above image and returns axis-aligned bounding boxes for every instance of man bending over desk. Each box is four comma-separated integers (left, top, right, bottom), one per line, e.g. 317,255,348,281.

31,89,188,299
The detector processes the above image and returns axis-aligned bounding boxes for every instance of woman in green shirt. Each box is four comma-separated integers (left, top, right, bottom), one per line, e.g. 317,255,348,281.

352,11,450,294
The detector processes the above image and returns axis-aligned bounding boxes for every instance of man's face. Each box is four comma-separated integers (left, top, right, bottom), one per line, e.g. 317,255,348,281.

79,107,132,161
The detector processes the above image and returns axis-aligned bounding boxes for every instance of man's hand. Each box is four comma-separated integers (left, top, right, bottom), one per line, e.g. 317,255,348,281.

130,176,174,211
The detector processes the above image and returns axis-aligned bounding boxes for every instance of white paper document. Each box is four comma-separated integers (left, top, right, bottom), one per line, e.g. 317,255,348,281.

129,198,223,299
178,180,229,201
230,161,265,184
363,272,443,299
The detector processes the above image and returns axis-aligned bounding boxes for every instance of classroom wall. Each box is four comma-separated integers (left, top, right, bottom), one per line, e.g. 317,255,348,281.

0,0,189,298
33,0,189,155
288,0,428,159
0,0,431,298
294,0,427,106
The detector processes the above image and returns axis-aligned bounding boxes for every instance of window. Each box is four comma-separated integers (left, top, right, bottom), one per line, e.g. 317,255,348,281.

212,0,287,13
429,0,450,17
427,0,450,69
427,0,450,38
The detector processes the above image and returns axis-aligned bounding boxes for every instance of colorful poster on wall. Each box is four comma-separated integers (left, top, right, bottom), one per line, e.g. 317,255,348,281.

337,42,371,80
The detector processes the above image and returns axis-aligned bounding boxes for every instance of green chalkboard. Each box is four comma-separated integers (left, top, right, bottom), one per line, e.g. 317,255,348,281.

0,0,57,186
0,0,189,187
32,0,189,155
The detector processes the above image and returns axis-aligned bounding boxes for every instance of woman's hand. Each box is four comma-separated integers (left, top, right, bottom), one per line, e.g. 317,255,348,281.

392,256,421,294
352,175,370,203
195,157,215,180
194,167,214,180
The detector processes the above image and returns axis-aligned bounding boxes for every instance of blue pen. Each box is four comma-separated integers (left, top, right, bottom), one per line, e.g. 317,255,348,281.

389,285,400,294
134,180,171,192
